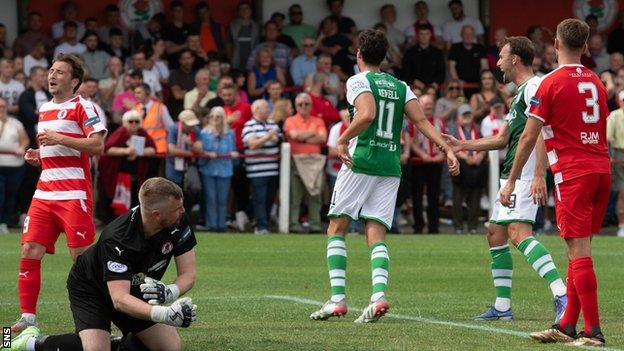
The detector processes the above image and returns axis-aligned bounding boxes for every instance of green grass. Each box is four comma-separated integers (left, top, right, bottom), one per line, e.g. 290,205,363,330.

1,233,623,350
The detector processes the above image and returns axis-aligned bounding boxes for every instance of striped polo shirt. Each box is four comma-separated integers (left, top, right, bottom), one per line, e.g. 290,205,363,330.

242,118,282,178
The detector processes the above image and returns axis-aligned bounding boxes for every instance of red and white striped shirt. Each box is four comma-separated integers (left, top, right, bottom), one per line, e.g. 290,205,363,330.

35,95,107,201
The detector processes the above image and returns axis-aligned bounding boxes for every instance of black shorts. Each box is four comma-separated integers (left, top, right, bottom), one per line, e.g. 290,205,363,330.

66,273,155,335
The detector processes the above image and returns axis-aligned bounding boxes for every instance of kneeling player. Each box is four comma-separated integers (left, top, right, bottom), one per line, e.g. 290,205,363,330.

8,178,198,351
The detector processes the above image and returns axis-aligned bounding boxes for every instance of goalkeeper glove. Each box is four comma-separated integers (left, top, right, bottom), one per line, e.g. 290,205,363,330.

140,277,180,305
150,297,197,328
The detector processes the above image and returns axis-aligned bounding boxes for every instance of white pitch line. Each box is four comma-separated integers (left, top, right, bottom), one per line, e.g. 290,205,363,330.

265,295,623,351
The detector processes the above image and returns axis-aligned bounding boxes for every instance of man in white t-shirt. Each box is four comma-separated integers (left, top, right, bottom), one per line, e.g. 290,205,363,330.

0,58,25,115
51,1,85,41
131,51,162,99
24,42,49,77
53,21,86,58
480,96,507,162
442,0,484,49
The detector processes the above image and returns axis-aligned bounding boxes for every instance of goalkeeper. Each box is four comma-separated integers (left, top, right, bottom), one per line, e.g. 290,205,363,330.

8,177,198,351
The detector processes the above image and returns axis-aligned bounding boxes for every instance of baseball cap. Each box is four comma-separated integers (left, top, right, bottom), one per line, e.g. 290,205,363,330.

122,110,142,123
178,110,200,126
457,104,472,116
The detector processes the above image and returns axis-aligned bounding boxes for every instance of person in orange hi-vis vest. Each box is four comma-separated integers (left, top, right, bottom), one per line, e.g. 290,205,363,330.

133,83,174,154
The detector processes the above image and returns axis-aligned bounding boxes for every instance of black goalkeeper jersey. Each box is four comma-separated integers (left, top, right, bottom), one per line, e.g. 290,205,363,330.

69,206,197,298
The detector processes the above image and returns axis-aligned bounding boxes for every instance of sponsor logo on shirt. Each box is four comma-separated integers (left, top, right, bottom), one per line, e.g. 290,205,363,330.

162,241,173,255
580,132,600,145
57,109,67,119
529,96,540,106
84,116,101,127
369,139,397,151
107,260,128,273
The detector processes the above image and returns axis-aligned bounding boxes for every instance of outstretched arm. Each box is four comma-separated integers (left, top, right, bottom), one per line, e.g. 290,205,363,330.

443,122,510,152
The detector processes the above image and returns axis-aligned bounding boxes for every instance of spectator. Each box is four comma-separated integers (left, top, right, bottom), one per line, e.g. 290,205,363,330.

317,15,350,56
184,68,216,114
469,69,507,122
435,78,465,122
404,1,442,48
291,37,317,86
584,33,609,73
486,27,507,79
373,23,402,74
103,27,130,63
326,0,356,36
13,12,54,58
53,21,87,57
450,104,485,233
131,50,162,98
410,94,444,234
145,39,169,85
98,4,130,48
604,52,624,76
0,97,28,233
219,83,253,230
269,98,292,129
12,58,24,77
283,93,327,233
607,11,624,54
326,109,349,192
247,48,287,100
230,69,250,104
283,4,317,51
0,59,25,116
192,1,224,56
378,4,403,50
448,25,488,97
607,90,624,237
269,12,298,51
247,21,292,72
243,99,282,234
132,12,165,50
585,14,599,36
183,33,208,71
80,31,110,80
308,72,340,128
479,95,507,163
266,80,284,111
97,110,156,222
442,0,484,49
97,56,123,112
84,16,98,33
199,107,236,231
51,1,85,41
401,26,445,90
111,69,142,124
526,26,545,56
163,0,192,57
332,34,358,82
23,42,48,76
539,43,557,74
134,83,174,154
78,78,106,124
167,109,202,187
304,53,341,106
227,2,260,70
203,57,221,92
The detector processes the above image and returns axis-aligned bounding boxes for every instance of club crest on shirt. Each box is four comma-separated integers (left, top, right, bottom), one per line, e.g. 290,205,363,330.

57,109,68,119
161,241,173,255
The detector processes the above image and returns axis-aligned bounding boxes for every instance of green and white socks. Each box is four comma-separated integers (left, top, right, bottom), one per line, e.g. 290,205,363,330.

370,242,389,302
327,236,347,302
517,236,566,297
490,244,513,311
326,237,390,303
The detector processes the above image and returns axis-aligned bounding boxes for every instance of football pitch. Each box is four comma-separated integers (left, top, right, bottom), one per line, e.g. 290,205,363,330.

1,233,623,350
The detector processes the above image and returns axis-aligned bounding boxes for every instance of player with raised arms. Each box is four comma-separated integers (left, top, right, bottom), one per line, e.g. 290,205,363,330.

443,36,567,322
500,19,610,347
310,29,459,323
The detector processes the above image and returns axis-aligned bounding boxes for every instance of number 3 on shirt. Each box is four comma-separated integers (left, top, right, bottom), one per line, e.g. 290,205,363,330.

577,82,599,124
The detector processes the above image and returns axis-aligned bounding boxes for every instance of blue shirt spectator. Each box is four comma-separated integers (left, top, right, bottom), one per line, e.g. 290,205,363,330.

199,129,236,177
290,37,317,86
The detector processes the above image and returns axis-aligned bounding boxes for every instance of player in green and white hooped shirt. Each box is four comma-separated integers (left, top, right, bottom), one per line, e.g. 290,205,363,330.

310,29,460,323
443,36,566,322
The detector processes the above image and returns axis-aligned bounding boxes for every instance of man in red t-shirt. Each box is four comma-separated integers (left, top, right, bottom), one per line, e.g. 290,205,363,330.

499,19,609,347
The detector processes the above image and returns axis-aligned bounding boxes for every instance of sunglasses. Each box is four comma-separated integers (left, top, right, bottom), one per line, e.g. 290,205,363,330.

448,86,460,90
127,120,140,124
297,102,311,107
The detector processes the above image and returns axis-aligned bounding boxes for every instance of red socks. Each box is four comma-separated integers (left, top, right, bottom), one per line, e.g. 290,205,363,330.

18,258,41,314
571,257,600,335
559,264,581,332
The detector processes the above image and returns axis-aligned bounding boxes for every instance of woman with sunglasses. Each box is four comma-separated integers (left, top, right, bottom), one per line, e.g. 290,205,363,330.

435,78,466,122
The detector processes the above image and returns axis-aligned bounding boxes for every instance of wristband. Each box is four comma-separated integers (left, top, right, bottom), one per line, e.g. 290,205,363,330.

150,305,167,323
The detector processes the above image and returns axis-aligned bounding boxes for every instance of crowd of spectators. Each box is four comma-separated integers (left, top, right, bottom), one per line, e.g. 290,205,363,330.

1,0,624,235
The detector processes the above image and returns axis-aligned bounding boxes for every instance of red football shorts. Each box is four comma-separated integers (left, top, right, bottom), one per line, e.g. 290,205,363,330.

554,173,611,239
22,198,95,254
